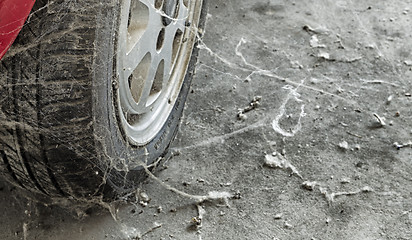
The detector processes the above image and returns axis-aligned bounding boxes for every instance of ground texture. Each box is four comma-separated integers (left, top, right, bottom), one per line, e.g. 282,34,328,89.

1,0,412,239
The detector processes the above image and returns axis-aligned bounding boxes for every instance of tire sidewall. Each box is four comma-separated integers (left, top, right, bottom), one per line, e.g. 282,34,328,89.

91,1,206,194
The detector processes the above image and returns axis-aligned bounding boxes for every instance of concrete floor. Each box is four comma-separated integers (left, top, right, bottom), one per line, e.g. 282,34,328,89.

1,0,412,239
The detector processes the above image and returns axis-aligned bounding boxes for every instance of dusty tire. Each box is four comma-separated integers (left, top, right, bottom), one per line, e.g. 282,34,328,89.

0,0,206,200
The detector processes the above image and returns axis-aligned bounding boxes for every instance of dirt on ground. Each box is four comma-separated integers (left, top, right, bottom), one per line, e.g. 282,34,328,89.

1,0,412,239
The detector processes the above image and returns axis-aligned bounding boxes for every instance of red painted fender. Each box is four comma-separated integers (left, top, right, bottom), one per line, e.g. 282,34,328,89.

0,0,36,60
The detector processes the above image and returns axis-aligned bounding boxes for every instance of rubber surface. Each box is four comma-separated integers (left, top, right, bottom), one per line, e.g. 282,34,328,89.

0,0,207,200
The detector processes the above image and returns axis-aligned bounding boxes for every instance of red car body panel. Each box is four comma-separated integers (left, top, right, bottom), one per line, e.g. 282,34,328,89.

0,0,36,60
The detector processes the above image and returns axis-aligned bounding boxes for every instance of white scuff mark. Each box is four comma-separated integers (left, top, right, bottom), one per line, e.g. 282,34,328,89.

264,152,303,179
272,84,306,137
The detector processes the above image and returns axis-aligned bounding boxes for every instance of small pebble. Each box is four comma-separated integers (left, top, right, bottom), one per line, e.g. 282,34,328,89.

139,192,150,202
386,95,393,105
237,113,248,120
284,222,293,229
274,213,283,220
302,181,318,191
338,141,349,150
340,177,351,184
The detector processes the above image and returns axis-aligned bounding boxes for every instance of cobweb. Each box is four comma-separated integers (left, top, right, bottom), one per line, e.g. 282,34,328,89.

1,2,412,238
0,0,239,213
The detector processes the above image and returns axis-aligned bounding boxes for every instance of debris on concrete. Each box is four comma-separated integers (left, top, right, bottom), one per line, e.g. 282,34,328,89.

338,141,349,150
404,60,412,66
317,51,332,61
197,178,206,183
346,131,363,138
393,141,412,150
233,190,241,199
237,113,248,120
190,205,206,231
303,25,331,35
143,163,234,205
320,186,374,203
220,182,232,187
139,192,151,207
264,152,303,179
386,95,393,105
274,213,283,220
340,122,349,127
284,222,294,229
237,96,262,120
310,35,326,48
371,113,386,128
340,178,351,184
315,52,362,63
302,181,320,191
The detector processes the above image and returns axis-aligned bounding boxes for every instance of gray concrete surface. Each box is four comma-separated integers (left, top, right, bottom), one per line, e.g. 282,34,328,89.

1,0,412,239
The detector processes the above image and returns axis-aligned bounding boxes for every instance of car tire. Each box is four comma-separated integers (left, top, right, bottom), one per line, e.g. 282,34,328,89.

0,0,206,200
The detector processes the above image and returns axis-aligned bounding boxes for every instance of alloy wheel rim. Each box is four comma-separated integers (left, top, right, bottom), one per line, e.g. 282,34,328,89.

116,0,202,146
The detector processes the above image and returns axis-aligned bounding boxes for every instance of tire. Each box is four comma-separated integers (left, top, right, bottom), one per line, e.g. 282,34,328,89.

0,0,206,200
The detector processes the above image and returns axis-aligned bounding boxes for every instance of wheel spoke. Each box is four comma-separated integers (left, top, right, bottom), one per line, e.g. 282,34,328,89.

122,0,164,78
118,0,164,114
136,55,163,110
159,0,188,89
